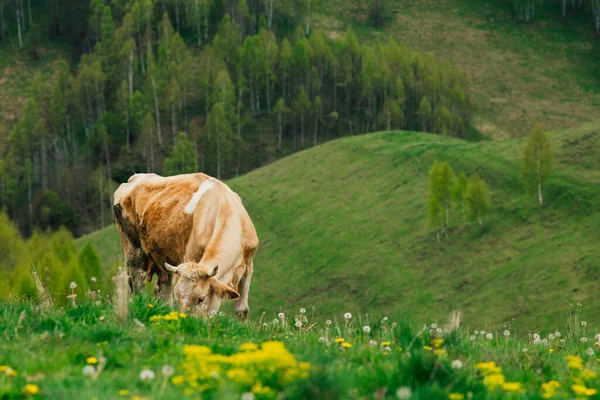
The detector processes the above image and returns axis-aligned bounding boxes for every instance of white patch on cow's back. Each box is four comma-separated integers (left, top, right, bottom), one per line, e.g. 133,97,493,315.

184,178,215,214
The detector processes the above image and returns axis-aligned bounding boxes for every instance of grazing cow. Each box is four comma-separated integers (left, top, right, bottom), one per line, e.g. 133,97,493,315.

112,172,258,319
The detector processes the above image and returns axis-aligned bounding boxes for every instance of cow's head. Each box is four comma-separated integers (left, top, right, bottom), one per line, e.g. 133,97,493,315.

164,262,239,316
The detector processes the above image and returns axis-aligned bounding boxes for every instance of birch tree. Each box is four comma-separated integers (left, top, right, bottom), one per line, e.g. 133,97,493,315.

521,123,553,206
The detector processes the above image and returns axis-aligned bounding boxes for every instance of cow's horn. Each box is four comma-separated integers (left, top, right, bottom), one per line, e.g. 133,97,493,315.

207,265,218,278
165,262,179,273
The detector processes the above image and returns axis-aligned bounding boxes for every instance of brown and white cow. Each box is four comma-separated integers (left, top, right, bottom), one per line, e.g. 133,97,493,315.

113,172,258,319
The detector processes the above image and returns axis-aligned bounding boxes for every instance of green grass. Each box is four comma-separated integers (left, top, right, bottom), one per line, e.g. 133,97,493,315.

1,296,600,399
77,123,600,329
314,0,600,137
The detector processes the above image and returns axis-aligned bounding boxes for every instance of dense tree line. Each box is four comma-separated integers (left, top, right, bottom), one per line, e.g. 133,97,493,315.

511,0,600,32
0,0,472,236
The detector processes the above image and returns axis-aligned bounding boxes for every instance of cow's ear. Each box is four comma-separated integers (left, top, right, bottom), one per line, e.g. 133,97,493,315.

165,262,179,274
215,281,240,300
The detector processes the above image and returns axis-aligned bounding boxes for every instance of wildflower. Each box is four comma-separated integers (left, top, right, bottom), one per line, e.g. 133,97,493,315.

522,348,528,352
480,330,486,335
542,338,548,344
162,365,174,377
344,312,352,320
342,342,352,348
87,356,98,364
381,341,391,347
566,355,584,370
555,331,562,338
582,321,587,327
560,339,566,344
503,330,510,337
369,340,377,346
486,333,493,340
432,338,444,348
595,333,600,341
148,303,154,308
363,326,371,334
580,369,597,380
335,338,344,343
396,386,412,399
469,335,476,341
448,393,464,400
548,333,555,340
548,348,554,354
278,312,285,319
451,359,463,370
91,277,97,282
474,330,479,335
24,384,40,395
533,333,540,340
318,336,326,343
571,384,597,396
82,365,96,376
70,282,77,289
534,338,542,345
581,337,588,343
382,317,388,322
541,380,560,398
299,308,306,314
434,349,447,357
436,327,443,334
586,348,595,356
326,320,332,325
423,345,433,351
239,343,259,351
295,320,303,328
483,373,505,389
139,369,155,381
502,382,523,392
384,346,392,352
392,322,397,328
431,323,437,329
241,393,255,400
171,376,185,385
118,390,130,396
272,319,278,324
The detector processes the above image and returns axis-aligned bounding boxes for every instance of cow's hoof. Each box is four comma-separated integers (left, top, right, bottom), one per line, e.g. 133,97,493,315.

236,309,248,320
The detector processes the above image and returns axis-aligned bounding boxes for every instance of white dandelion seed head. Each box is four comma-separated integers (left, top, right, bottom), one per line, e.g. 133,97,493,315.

533,338,542,345
560,339,566,344
586,348,595,356
382,317,388,322
436,328,442,334
95,301,101,306
503,330,510,337
295,320,303,328
369,340,378,346
363,325,371,334
162,365,174,377
533,333,540,340
209,310,217,318
318,336,326,343
542,338,548,344
480,330,486,335
431,323,437,329
581,337,588,343
522,348,528,353
474,330,479,335
300,308,306,314
326,320,332,325
451,359,463,370
219,311,224,317
384,346,392,352
98,356,106,364
344,312,352,320
396,386,412,400
595,333,600,341
469,335,476,341
90,277,97,282
272,319,279,324
486,333,493,340
555,331,561,338
139,369,155,381
548,333,555,340
241,393,255,400
582,321,588,327
391,322,397,328
70,282,77,289
262,323,267,327
201,304,208,310
82,365,96,376
278,312,285,319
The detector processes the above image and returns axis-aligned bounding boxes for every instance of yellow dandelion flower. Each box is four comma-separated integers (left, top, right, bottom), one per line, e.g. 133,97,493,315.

6,368,18,377
179,312,187,318
0,366,8,373
434,349,447,357
423,345,433,351
580,369,597,380
24,384,39,395
239,343,259,351
548,348,554,354
586,388,598,396
171,375,185,386
475,361,497,370
87,357,98,365
335,338,344,343
381,341,391,347
432,338,444,348
396,347,403,351
483,373,505,389
252,383,272,395
148,303,154,308
118,390,129,396
448,393,464,400
503,382,524,392
572,384,592,396
132,396,142,400
342,342,352,348
183,345,212,356
184,388,194,396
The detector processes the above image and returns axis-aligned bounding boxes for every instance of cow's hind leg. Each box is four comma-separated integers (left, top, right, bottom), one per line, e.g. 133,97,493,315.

235,261,253,320
115,223,147,292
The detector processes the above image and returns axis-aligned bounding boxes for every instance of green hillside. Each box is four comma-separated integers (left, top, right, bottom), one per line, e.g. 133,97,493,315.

78,123,600,328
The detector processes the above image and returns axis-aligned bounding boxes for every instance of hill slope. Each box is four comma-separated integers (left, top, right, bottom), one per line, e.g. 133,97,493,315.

316,0,600,138
77,124,600,328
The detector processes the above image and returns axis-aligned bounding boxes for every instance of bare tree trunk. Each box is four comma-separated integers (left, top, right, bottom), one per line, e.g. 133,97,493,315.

171,104,177,142
266,0,274,30
151,77,162,146
203,0,208,39
103,136,112,182
128,51,134,97
175,0,180,31
99,173,105,229
16,2,22,49
537,179,543,206
27,0,31,25
313,111,318,146
300,110,304,147
0,0,5,40
125,109,131,151
277,110,283,150
195,0,202,46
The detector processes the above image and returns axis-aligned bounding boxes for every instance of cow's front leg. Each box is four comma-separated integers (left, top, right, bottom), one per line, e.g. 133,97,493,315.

235,262,253,320
155,271,174,308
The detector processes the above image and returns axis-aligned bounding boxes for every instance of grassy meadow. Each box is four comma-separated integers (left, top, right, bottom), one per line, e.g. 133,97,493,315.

2,294,600,399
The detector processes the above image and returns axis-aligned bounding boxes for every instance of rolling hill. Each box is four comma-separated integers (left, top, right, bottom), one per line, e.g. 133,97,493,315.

77,123,600,328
